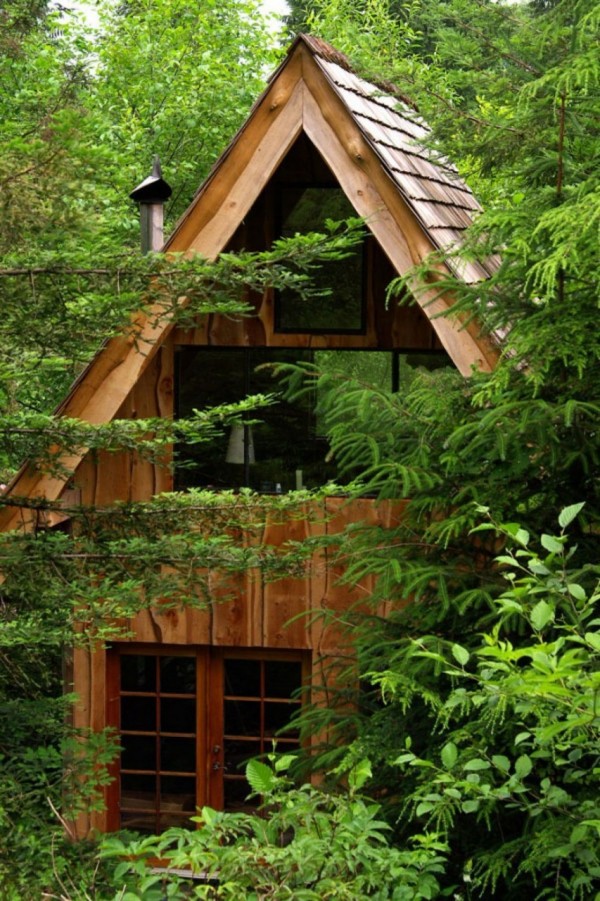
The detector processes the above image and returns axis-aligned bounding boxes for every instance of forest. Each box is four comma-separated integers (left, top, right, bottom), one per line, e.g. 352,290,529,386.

0,0,599,898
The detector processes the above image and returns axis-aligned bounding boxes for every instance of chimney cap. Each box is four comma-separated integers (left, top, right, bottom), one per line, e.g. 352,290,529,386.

130,156,172,204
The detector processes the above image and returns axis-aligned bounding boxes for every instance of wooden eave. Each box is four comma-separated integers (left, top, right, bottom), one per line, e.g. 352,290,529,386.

0,35,499,532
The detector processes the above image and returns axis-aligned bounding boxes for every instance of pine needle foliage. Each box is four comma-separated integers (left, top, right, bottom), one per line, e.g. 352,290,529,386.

276,2,600,897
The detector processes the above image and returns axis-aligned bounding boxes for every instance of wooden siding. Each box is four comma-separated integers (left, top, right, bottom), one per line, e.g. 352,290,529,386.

72,496,405,836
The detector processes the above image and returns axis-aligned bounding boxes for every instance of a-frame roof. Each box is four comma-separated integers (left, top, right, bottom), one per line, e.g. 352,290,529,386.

170,34,495,284
0,34,498,531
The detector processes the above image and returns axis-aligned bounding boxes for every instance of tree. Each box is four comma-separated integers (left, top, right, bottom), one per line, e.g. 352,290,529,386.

0,0,279,426
272,1,600,897
101,758,448,900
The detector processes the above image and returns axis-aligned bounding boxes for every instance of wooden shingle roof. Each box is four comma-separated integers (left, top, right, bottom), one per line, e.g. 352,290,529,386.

299,35,494,283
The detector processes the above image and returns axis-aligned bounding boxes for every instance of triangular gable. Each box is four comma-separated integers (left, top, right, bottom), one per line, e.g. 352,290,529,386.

165,34,497,369
0,34,498,530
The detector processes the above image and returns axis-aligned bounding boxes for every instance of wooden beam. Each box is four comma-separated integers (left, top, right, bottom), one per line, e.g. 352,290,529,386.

174,89,303,257
167,51,304,254
300,55,499,375
0,315,174,531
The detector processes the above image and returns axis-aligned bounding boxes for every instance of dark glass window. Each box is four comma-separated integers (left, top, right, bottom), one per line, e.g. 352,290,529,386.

275,187,364,333
176,348,402,491
118,653,197,834
222,656,303,812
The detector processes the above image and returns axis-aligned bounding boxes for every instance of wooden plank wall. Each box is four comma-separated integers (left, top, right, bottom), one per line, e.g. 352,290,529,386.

71,496,405,835
72,340,174,508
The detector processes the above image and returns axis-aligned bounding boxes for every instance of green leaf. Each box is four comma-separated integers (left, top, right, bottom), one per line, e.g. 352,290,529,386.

464,758,490,771
114,861,132,880
496,555,518,566
274,754,297,773
492,755,510,773
441,742,458,770
348,757,372,791
515,755,532,780
199,806,220,827
585,632,600,652
571,824,588,844
541,533,563,554
416,801,436,817
530,600,554,631
558,502,585,529
452,644,470,666
246,759,276,795
461,800,480,813
394,753,417,766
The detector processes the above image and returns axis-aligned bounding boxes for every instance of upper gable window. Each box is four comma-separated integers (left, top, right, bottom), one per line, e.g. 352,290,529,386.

275,186,365,334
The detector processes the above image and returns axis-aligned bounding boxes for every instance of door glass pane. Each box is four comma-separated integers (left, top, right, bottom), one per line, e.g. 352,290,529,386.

121,696,156,732
160,656,195,693
121,811,157,834
264,702,299,736
121,655,156,692
159,776,196,814
225,700,261,736
264,661,302,698
223,777,251,810
121,773,156,809
161,697,196,734
159,812,195,830
224,739,261,774
225,658,260,697
160,737,196,773
121,735,156,771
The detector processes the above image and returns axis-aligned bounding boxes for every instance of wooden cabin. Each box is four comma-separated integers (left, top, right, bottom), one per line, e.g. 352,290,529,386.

0,35,497,836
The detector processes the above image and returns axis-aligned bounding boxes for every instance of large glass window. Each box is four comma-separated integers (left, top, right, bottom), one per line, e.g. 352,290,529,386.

275,187,364,333
176,348,401,491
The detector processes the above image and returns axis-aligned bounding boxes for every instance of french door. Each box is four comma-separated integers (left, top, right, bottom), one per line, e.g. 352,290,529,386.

106,646,308,833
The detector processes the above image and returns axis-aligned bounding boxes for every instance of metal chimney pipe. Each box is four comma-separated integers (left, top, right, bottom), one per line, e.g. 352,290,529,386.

129,156,172,253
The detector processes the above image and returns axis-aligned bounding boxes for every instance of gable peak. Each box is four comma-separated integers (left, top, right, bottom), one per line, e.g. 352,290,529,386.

287,33,417,112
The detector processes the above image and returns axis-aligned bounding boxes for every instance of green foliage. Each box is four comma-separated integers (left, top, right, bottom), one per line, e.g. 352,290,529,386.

0,0,278,426
308,0,600,382
100,758,448,899
0,694,118,899
349,513,600,899
92,0,277,232
1,1,599,898
0,222,363,480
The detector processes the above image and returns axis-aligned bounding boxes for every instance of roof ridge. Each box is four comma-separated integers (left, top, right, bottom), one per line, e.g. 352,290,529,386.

298,33,418,111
